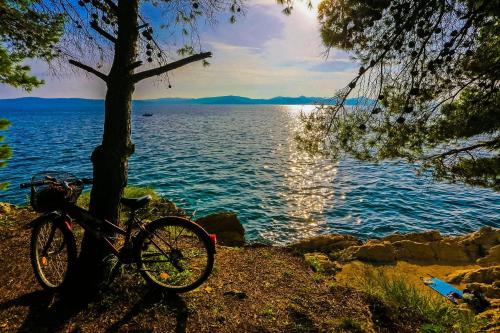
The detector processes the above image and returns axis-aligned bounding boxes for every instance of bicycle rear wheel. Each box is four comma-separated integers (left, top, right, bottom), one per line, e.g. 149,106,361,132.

30,216,77,290
135,217,214,293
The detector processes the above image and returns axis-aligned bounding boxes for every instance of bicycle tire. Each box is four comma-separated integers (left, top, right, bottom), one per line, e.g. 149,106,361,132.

135,217,215,293
30,215,77,290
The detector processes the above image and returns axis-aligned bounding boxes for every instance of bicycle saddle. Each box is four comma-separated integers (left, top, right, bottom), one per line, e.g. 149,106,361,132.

120,195,152,210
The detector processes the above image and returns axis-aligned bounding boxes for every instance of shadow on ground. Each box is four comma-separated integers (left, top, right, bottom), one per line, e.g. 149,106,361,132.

0,287,188,333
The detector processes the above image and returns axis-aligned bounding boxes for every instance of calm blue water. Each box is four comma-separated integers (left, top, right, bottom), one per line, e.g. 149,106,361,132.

0,104,498,243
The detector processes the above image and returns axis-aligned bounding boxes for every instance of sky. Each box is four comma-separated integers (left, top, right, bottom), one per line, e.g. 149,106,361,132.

0,0,358,100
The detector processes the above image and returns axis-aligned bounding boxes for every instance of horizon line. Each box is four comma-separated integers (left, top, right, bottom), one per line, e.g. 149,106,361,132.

0,95,336,101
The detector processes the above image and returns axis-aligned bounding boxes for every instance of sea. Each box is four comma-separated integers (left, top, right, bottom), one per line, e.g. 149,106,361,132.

1,103,498,244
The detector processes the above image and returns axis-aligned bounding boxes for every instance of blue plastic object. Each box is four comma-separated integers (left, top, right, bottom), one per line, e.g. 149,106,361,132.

423,277,463,304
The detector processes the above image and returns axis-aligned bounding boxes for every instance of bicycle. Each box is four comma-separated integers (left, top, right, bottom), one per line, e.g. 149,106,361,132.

20,171,216,293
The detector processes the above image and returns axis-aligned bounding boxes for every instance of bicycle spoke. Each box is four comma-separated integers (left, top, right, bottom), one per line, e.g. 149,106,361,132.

173,227,185,244
141,259,171,263
36,223,69,287
140,222,211,289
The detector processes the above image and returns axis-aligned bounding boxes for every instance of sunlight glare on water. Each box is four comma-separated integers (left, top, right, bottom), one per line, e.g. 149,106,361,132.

261,105,338,241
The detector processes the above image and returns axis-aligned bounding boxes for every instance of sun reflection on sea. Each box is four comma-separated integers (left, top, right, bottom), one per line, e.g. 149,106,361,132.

260,105,338,241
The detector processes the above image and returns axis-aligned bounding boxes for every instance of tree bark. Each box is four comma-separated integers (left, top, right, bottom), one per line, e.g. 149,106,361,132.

76,0,139,293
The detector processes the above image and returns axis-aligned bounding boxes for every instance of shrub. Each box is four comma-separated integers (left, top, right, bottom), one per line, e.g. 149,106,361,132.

77,186,159,209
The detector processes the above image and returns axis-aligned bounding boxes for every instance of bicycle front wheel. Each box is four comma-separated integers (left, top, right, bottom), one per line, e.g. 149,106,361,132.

135,217,214,293
30,216,77,290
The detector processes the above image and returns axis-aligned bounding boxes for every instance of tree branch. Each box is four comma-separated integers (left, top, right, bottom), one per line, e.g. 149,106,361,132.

90,21,117,43
132,52,212,83
127,60,143,71
426,137,500,160
69,60,108,82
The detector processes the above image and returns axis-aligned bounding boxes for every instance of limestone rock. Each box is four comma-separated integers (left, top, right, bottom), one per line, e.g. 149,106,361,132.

466,282,500,299
392,240,435,262
477,245,500,266
290,234,361,253
459,227,500,260
447,269,474,284
343,242,396,263
195,212,245,247
429,241,470,263
382,230,442,243
0,202,15,215
295,228,498,266
465,266,500,285
448,266,500,285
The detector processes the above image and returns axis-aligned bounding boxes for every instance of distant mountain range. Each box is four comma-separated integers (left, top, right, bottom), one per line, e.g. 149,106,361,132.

137,96,369,105
0,96,372,109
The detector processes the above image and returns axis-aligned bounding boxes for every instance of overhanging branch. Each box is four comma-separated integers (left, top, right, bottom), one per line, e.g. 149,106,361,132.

69,60,108,82
132,52,212,83
90,21,117,43
426,137,500,160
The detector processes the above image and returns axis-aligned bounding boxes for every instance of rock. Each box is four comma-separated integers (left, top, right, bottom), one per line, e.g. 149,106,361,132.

448,266,500,285
290,234,361,253
392,240,436,262
447,268,473,284
459,227,500,260
382,230,442,243
292,228,499,267
429,241,470,263
465,266,500,284
303,252,341,274
343,242,396,263
469,227,499,249
0,202,15,215
466,282,500,299
195,212,245,247
477,245,500,266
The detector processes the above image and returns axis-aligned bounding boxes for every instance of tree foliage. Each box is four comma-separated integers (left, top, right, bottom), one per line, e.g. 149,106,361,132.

296,0,500,190
0,0,63,90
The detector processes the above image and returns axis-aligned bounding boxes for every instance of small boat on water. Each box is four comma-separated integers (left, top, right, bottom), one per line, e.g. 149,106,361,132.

142,113,153,117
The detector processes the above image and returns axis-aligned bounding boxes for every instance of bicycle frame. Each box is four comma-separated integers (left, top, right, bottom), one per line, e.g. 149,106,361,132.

60,202,142,258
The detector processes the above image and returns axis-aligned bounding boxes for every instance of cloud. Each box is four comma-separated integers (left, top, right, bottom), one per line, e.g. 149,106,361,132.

203,5,285,49
309,60,359,72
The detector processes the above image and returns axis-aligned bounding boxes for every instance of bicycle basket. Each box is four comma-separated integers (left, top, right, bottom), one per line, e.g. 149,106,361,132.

30,171,83,213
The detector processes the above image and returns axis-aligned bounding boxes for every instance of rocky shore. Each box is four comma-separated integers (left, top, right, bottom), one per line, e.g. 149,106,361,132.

288,227,499,330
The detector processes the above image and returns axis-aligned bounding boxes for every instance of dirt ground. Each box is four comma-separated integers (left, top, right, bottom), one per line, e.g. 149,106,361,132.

0,214,381,333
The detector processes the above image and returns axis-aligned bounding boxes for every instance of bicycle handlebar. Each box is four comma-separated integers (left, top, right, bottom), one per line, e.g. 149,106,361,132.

20,177,93,189
20,181,42,189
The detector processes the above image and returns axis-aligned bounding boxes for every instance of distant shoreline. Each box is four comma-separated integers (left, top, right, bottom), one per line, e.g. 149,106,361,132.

0,96,372,106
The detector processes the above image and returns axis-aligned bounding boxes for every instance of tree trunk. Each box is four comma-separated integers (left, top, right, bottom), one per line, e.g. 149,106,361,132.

76,0,139,293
